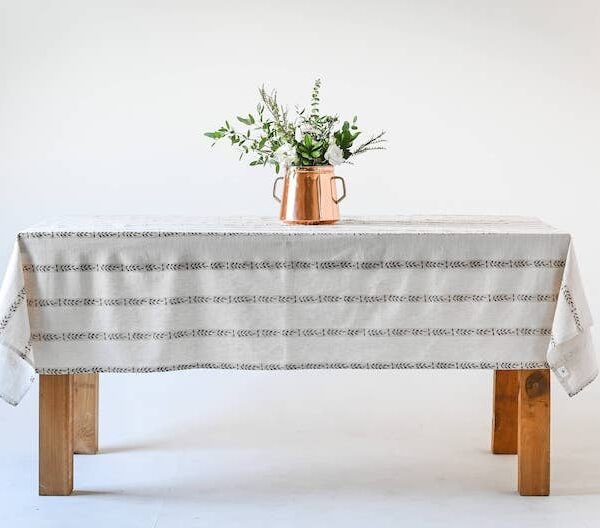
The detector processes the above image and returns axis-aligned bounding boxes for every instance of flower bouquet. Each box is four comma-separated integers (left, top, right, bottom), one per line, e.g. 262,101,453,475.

205,79,386,224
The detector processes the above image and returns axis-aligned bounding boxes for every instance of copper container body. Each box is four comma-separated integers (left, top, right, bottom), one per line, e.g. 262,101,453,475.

272,166,346,225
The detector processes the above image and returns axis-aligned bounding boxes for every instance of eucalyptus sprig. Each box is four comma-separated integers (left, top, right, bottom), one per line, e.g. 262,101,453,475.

205,79,386,173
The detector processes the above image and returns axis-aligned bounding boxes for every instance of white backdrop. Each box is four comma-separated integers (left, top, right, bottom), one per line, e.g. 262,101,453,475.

1,1,600,526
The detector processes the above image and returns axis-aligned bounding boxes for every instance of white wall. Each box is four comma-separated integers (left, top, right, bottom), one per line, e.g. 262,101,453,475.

1,0,600,505
1,2,599,231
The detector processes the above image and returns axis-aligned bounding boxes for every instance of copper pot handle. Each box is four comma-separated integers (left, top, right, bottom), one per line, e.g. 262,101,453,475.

272,176,284,203
332,176,346,204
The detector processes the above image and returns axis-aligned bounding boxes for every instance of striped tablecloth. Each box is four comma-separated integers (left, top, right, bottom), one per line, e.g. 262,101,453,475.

0,216,596,405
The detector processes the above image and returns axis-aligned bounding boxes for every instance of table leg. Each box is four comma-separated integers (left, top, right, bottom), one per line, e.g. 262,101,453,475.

518,369,550,496
74,373,99,454
491,370,519,454
39,374,74,496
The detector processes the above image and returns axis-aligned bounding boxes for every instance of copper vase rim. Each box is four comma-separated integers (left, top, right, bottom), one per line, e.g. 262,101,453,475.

287,165,334,175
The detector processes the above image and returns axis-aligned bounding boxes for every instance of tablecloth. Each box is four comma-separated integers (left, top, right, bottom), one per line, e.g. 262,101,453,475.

0,215,596,406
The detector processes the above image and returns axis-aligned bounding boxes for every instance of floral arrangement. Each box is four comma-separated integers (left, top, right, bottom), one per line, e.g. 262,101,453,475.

205,79,386,173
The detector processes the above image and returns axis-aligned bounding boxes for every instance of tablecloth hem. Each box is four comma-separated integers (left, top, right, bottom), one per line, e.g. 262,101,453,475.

0,390,20,407
0,342,35,406
34,360,550,375
565,369,598,397
545,242,597,396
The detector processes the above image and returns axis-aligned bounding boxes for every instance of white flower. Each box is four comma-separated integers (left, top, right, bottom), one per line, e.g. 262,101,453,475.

324,142,345,166
274,143,297,166
294,127,304,143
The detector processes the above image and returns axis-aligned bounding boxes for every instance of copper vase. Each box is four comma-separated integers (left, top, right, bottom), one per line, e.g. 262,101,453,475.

272,166,346,225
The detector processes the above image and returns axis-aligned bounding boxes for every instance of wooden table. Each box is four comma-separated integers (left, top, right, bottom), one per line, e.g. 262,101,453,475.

39,368,550,497
2,216,587,498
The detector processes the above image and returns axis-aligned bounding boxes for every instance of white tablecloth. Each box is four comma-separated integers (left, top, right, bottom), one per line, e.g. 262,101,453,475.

0,216,596,405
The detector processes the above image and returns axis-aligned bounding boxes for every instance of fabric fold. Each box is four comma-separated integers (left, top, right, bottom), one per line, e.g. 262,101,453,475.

0,241,35,406
546,242,597,396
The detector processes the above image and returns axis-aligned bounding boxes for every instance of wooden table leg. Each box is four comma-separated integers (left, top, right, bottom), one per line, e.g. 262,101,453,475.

39,374,74,496
518,369,550,496
491,370,519,454
74,373,99,454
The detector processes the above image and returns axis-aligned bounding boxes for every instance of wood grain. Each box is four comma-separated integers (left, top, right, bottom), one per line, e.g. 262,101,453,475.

518,369,551,496
39,374,73,496
491,370,519,454
73,373,99,454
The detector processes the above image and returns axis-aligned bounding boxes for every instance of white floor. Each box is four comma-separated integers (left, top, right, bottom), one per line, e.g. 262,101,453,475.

1,369,600,527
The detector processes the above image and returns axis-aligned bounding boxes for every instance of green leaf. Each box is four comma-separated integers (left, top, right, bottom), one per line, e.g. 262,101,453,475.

204,131,224,139
304,134,313,147
237,115,252,125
